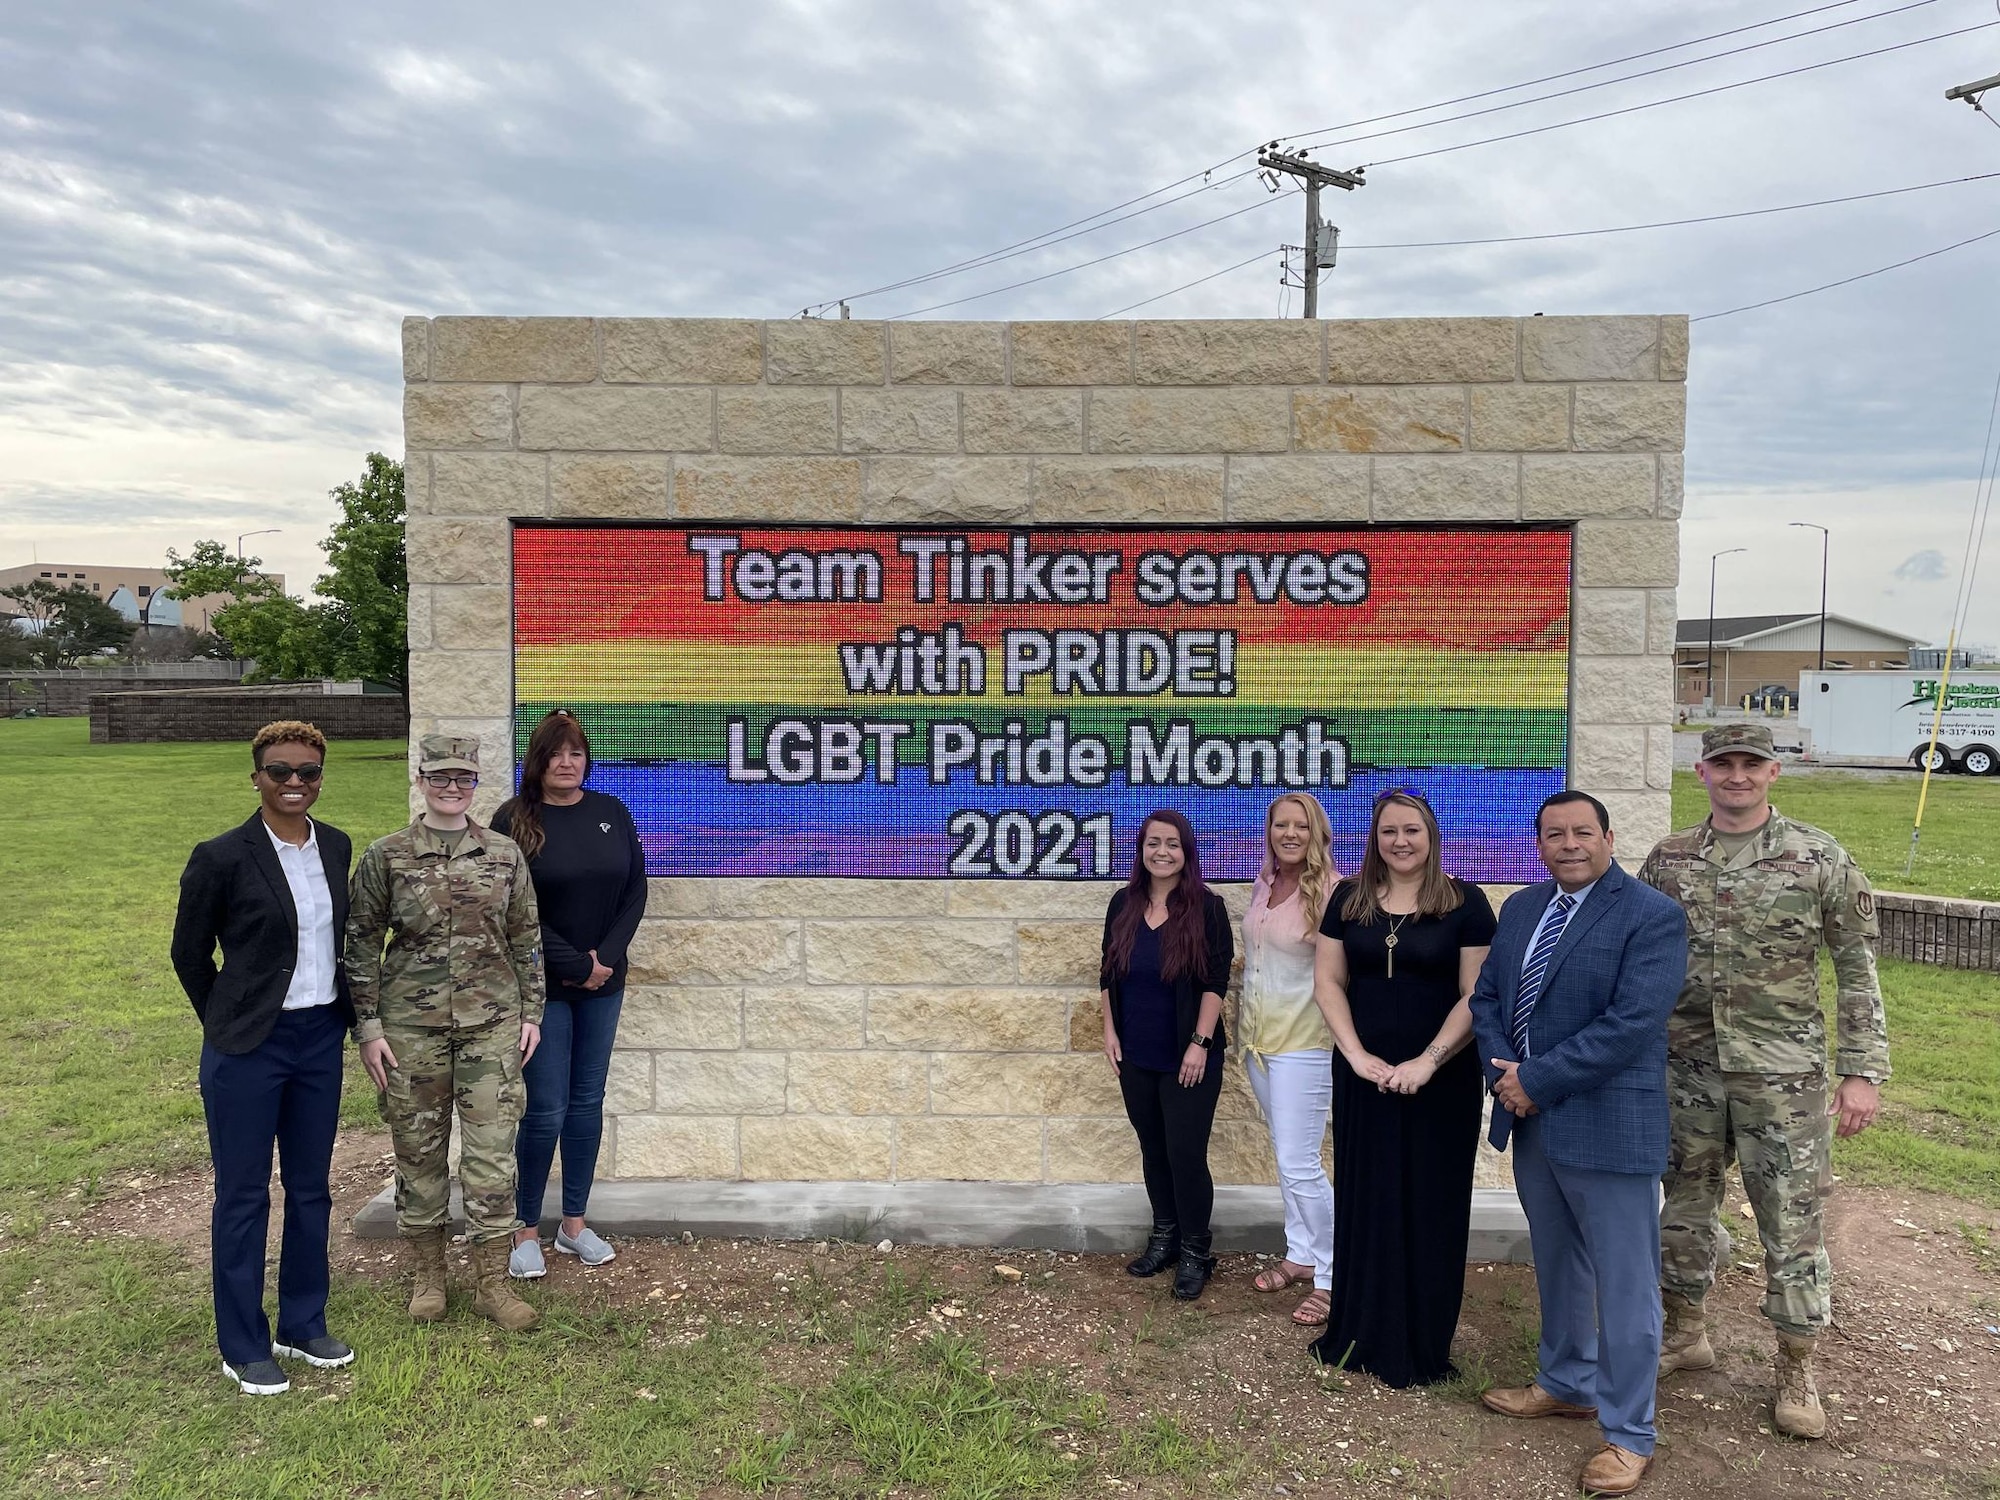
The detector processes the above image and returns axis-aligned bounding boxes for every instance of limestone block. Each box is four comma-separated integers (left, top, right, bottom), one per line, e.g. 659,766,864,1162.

1647,725,1676,790
1223,454,1370,522
1475,1137,1515,1190
1326,318,1517,383
717,387,836,454
1572,386,1686,453
405,587,432,651
734,878,947,918
1660,315,1689,382
1044,1118,1140,1182
517,386,713,451
655,1050,788,1114
1133,320,1321,385
1294,387,1465,454
866,988,1071,1051
427,453,546,517
787,1051,929,1115
891,322,1007,385
403,450,432,515
962,389,1084,454
1647,589,1679,656
1522,316,1660,382
1213,1066,1264,1122
1572,656,1675,725
1596,790,1671,857
1010,321,1131,385
672,457,863,520
765,321,886,385
804,920,1014,985
1470,385,1570,451
895,1117,1043,1181
1086,388,1289,454
863,457,1034,523
430,586,510,650
1015,921,1101,986
1575,520,1680,588
1068,997,1102,1052
404,385,514,449
1573,588,1649,657
944,882,1119,919
744,987,866,1049
618,985,744,1049
606,1050,653,1114
1210,1120,1278,1184
549,455,671,517
613,1116,739,1179
430,317,597,382
1658,453,1684,519
929,1053,1122,1116
840,389,960,453
601,318,762,384
627,919,802,985
402,317,429,380
740,1116,892,1180
407,649,510,718
1571,724,1649,790
646,878,715,917
1032,458,1224,522
1370,455,1518,521
1521,454,1657,519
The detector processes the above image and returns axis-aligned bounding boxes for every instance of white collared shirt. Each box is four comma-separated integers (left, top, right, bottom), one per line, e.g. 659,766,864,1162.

1521,877,1599,981
266,818,337,1010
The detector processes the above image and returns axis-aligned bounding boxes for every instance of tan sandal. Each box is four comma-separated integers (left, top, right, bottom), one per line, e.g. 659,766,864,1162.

1292,1287,1331,1326
1254,1260,1313,1293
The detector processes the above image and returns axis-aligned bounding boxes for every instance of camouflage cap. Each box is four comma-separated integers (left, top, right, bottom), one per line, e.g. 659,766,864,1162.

1699,722,1780,763
417,732,480,773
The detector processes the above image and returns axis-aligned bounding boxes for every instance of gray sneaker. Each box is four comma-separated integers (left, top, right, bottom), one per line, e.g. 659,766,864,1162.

554,1224,616,1266
222,1358,290,1396
508,1237,547,1280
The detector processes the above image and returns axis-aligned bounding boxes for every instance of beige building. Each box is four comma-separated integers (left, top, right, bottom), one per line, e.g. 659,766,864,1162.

1675,613,1926,707
0,562,284,633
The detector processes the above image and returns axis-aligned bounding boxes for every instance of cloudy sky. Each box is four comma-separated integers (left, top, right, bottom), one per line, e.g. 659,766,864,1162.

4,0,1999,647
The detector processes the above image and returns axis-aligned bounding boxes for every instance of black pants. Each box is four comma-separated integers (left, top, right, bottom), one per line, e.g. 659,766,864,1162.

1119,1059,1223,1239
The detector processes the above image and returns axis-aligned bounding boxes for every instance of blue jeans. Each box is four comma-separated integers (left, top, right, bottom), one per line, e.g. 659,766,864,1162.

515,989,623,1225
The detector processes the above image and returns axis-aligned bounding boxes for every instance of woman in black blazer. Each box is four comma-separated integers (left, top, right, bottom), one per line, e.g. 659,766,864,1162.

1099,809,1234,1301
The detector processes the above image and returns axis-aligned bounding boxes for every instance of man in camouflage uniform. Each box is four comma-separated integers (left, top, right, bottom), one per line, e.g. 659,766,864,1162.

1639,724,1890,1440
347,734,546,1332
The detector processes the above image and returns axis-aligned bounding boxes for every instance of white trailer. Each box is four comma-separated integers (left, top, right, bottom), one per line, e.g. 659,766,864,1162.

1799,670,2000,775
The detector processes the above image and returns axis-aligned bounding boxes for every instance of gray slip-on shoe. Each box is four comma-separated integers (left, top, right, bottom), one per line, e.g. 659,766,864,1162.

223,1358,290,1396
554,1224,616,1266
508,1237,548,1280
272,1335,354,1369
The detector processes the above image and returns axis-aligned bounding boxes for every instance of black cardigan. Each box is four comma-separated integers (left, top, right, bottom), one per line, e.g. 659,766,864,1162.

1099,886,1234,1053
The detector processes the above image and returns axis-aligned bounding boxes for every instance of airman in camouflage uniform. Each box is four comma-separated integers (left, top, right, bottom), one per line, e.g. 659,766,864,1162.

1639,723,1890,1440
347,733,545,1331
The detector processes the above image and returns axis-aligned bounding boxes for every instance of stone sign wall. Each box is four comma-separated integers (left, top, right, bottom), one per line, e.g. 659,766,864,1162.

402,314,1685,1189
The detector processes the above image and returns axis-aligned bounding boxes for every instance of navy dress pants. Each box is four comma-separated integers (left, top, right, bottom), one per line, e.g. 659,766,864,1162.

199,1005,345,1366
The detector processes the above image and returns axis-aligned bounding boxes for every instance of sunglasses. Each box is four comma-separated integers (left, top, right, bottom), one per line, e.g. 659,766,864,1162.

421,772,479,790
261,762,323,784
1374,787,1430,805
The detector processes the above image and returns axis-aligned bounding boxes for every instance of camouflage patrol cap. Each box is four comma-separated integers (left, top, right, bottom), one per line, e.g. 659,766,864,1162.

417,732,480,773
1699,723,1779,763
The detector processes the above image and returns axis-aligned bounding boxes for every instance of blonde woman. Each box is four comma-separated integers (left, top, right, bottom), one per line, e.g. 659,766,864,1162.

1239,793,1339,1326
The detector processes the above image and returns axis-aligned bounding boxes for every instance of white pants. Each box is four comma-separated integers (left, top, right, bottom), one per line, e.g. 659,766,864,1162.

1243,1049,1335,1289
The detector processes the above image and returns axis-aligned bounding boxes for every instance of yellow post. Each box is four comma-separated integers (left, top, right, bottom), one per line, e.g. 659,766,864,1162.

1904,634,1960,878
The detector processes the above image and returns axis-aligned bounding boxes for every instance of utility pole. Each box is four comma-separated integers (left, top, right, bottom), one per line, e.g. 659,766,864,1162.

1257,145,1365,319
1945,68,2000,120
1706,548,1746,716
1789,522,1829,673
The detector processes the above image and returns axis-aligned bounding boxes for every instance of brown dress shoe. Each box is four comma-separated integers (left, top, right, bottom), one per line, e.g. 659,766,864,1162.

1579,1443,1650,1494
1479,1383,1596,1420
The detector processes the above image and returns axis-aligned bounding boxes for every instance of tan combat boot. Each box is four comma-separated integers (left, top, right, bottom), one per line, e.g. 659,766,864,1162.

471,1242,539,1332
1658,1290,1715,1376
1773,1332,1827,1439
406,1228,448,1322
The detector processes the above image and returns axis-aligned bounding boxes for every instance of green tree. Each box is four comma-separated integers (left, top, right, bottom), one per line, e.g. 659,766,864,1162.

161,540,280,606
0,581,137,668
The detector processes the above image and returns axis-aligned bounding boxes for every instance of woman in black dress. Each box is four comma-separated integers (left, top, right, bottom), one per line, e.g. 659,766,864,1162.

1099,810,1235,1301
1308,791,1496,1386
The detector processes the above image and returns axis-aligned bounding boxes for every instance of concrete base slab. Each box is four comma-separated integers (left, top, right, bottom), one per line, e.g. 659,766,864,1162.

353,1180,1532,1263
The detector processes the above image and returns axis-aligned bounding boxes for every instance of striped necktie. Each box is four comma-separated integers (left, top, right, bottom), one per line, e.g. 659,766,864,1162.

1511,892,1577,1058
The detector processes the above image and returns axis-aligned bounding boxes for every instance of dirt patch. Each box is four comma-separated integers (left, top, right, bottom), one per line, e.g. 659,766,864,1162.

82,1139,2000,1497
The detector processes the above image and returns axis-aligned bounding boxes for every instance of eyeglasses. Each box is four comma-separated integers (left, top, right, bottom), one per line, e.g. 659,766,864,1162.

421,772,479,790
261,763,323,784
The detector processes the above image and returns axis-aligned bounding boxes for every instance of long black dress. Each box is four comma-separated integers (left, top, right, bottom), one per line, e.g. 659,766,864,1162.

1309,878,1497,1387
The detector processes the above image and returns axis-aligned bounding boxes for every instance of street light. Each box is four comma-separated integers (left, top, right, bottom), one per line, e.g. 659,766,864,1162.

1789,522,1828,674
1707,548,1748,715
236,528,280,561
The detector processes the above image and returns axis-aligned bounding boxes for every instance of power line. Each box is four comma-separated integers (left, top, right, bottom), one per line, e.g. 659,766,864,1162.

1693,223,2000,320
1097,249,1277,320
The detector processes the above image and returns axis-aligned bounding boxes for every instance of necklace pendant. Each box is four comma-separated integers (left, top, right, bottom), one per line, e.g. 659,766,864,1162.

1384,930,1397,978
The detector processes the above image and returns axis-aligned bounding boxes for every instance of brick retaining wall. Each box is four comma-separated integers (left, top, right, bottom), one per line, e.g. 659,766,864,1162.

1876,891,2000,971
90,689,409,744
6,672,247,717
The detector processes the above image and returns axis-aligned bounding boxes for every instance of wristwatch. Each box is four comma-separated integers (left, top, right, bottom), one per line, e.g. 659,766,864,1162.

1191,1033,1214,1050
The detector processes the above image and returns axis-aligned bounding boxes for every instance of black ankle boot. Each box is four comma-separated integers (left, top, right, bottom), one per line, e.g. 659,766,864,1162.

1171,1235,1217,1300
1126,1221,1180,1277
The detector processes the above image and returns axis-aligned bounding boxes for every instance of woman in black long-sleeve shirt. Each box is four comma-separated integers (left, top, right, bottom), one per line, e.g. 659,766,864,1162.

492,711,647,1276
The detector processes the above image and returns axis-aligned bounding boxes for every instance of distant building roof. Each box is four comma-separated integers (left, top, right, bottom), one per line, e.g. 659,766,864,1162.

1675,613,1926,650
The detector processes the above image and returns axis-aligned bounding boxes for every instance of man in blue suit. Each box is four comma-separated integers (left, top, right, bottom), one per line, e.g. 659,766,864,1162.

1469,791,1688,1496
